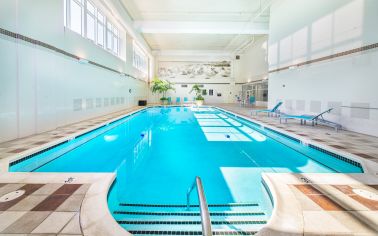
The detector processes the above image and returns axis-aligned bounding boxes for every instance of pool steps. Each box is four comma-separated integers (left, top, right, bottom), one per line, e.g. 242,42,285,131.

113,202,267,235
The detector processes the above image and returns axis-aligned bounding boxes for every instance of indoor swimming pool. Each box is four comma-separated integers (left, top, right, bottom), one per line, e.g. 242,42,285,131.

9,106,363,234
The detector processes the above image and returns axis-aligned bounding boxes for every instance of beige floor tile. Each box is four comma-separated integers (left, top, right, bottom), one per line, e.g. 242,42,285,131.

72,184,90,195
32,184,63,195
56,195,85,212
329,211,378,234
31,212,76,234
290,186,323,211
1,211,51,234
303,211,352,234
58,235,82,236
8,195,49,211
0,211,28,232
0,234,28,236
60,213,81,235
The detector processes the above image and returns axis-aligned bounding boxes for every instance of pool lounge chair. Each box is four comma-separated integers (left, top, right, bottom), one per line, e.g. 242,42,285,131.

252,102,283,117
279,108,342,131
176,97,181,104
248,96,256,107
167,97,172,105
183,97,189,103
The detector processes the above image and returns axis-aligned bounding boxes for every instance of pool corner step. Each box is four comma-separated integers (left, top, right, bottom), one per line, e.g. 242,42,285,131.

113,202,268,235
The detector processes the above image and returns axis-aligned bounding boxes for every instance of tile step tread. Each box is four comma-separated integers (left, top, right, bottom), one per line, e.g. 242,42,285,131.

119,203,259,208
113,211,265,216
118,220,267,225
128,230,257,235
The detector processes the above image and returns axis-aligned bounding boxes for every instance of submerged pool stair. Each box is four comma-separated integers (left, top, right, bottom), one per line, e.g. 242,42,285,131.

113,177,268,235
113,202,268,235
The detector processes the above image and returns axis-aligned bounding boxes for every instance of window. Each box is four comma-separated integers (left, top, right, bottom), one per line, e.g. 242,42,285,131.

86,1,96,41
106,22,113,50
133,42,148,74
113,28,119,55
97,12,104,46
69,0,83,35
64,0,121,56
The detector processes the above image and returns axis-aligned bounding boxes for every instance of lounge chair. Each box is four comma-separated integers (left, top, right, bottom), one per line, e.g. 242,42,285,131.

167,97,172,105
183,97,189,103
248,96,256,107
279,108,342,131
252,102,283,117
176,97,181,104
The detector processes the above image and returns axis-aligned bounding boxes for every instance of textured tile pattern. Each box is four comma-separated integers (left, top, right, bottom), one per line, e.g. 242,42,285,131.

294,184,378,235
214,104,378,164
0,183,89,235
0,106,143,164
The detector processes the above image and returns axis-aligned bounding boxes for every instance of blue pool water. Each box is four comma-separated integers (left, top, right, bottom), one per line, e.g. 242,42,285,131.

10,106,362,230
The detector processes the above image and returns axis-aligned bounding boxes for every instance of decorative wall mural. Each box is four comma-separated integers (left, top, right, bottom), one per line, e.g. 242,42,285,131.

158,61,232,80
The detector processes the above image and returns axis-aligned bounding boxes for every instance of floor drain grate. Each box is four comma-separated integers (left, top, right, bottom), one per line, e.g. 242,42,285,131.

0,189,26,202
352,188,378,201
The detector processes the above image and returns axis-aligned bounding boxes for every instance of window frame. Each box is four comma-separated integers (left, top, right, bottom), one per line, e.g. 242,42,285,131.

85,0,96,42
64,0,121,57
66,0,84,36
133,42,148,74
96,10,105,47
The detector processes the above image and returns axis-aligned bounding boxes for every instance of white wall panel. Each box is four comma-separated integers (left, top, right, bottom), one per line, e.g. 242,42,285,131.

0,0,149,143
268,0,378,136
0,37,18,142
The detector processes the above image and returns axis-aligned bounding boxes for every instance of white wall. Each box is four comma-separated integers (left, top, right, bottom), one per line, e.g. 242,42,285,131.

0,0,149,143
235,36,269,83
152,53,240,104
268,0,378,136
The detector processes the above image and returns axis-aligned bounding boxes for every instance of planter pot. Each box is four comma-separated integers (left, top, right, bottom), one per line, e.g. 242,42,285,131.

195,100,204,106
160,100,168,105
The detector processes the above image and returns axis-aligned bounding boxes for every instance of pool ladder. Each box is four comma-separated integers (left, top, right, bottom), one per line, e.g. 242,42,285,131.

186,176,212,236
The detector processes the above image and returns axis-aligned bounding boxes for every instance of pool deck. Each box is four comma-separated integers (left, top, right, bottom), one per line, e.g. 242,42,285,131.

0,104,377,235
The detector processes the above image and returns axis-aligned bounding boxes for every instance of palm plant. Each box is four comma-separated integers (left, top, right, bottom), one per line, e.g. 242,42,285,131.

150,77,175,103
190,84,204,101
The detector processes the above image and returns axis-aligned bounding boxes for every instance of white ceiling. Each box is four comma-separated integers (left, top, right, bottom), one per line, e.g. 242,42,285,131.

144,34,255,51
120,0,271,53
121,0,269,22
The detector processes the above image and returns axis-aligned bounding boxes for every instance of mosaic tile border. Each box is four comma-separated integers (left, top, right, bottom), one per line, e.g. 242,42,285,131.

269,42,378,73
127,230,257,235
0,27,143,81
8,108,148,168
119,203,259,208
117,220,267,225
113,211,266,216
309,144,363,171
215,107,363,171
9,140,69,167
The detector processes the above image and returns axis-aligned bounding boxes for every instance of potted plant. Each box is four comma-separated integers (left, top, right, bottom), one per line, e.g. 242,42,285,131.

190,84,205,106
150,77,175,105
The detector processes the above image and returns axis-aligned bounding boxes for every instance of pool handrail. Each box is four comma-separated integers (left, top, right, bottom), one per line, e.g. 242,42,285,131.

186,176,212,236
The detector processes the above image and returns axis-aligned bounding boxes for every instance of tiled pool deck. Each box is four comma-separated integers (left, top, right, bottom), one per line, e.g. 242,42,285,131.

0,104,377,235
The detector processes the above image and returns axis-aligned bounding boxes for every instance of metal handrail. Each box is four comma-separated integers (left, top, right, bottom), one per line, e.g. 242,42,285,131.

186,176,212,236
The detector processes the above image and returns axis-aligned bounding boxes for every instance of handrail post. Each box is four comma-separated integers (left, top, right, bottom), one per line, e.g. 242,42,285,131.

186,176,212,236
